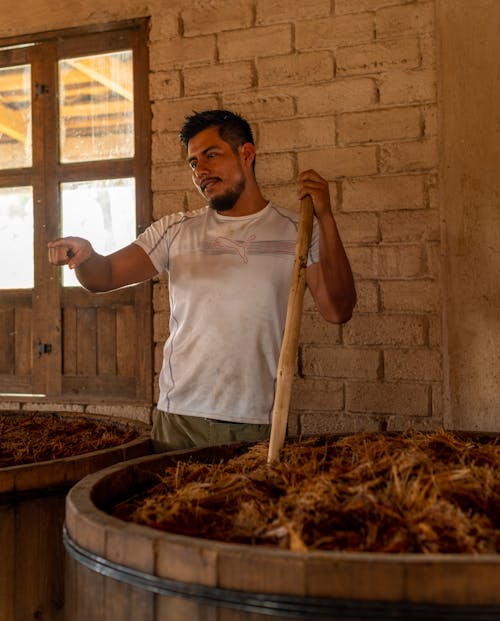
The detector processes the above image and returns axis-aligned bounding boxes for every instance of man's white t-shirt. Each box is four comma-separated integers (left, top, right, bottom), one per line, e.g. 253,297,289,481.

134,202,319,424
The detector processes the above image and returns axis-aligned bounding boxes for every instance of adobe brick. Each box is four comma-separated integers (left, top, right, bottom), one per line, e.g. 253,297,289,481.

297,146,377,179
184,61,254,96
291,378,344,411
256,0,331,25
431,383,443,418
294,78,377,115
261,184,300,211
218,25,292,61
85,404,151,424
153,312,169,341
386,415,440,432
332,212,379,245
152,96,219,132
303,288,315,313
380,280,440,312
420,34,436,69
343,175,425,212
186,192,208,211
295,14,373,50
149,14,179,41
181,0,253,36
260,116,336,151
423,105,438,137
353,280,380,312
343,313,426,346
222,92,295,120
427,178,439,210
154,345,163,376
338,107,421,145
299,412,382,435
379,69,436,105
428,315,442,347
384,348,442,381
347,381,430,416
152,163,190,192
258,51,334,87
150,36,216,71
376,3,435,38
379,208,440,242
426,241,441,280
379,139,438,173
337,38,420,76
150,71,181,102
254,152,295,185
336,0,415,13
152,131,183,164
300,312,342,344
153,191,187,219
348,245,428,279
302,345,380,379
153,278,169,313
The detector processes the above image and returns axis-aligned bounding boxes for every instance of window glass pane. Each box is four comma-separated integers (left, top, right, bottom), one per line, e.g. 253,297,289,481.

0,186,33,288
0,64,32,169
60,178,136,286
58,51,134,163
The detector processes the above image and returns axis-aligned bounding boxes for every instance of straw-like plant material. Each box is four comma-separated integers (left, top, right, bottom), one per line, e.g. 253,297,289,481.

113,431,499,554
0,412,139,467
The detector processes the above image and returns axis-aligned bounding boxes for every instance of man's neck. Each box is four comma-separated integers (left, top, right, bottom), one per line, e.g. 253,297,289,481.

218,184,268,217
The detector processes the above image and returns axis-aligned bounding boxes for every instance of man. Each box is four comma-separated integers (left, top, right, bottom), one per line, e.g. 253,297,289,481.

48,110,356,450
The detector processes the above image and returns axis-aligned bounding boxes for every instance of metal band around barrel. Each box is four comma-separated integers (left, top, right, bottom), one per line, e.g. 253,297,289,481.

63,527,499,620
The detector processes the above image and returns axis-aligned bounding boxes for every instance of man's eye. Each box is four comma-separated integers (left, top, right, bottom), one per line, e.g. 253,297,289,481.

189,161,197,170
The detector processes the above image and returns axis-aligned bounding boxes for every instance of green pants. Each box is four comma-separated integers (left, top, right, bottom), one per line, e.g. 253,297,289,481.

151,410,271,452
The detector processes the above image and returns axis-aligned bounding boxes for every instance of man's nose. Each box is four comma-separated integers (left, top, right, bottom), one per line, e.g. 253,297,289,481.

193,159,209,179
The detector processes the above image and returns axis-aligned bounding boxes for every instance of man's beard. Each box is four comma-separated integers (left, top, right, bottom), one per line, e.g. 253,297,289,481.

207,177,245,212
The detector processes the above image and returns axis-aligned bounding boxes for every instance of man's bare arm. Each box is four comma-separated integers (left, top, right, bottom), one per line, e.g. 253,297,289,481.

48,237,157,292
297,170,357,324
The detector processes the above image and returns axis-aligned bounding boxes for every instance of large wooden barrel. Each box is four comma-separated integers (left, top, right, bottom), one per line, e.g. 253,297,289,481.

0,411,151,621
65,444,500,621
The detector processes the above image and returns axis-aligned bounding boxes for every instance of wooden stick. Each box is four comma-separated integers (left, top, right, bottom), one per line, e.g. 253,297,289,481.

267,196,314,464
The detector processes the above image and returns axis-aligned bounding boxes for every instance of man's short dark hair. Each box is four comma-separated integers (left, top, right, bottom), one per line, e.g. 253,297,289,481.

179,109,255,156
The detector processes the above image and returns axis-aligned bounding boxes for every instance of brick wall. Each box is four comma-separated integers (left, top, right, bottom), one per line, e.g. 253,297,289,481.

150,0,441,435
3,0,442,434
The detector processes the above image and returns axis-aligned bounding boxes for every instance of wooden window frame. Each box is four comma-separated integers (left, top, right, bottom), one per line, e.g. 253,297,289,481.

0,19,153,405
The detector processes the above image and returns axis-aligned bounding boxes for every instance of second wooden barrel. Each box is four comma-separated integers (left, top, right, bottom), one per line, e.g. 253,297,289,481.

0,411,151,621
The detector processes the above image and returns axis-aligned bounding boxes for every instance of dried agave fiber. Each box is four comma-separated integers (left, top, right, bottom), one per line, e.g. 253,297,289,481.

113,431,499,554
0,412,139,467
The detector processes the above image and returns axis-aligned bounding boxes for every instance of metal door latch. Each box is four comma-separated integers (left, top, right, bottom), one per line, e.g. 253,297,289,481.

35,82,49,96
38,342,52,356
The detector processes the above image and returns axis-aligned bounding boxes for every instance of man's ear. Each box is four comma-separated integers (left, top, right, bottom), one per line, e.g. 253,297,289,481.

239,142,256,168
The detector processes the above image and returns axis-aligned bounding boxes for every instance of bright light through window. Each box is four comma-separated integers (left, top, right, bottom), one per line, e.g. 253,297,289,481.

0,186,33,289
58,50,134,163
61,178,136,286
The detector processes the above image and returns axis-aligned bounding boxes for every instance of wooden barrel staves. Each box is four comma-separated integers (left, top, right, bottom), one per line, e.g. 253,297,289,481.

64,442,500,621
0,411,151,621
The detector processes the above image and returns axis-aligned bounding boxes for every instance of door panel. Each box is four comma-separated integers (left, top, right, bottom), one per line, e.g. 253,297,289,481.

60,285,150,400
0,294,32,393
